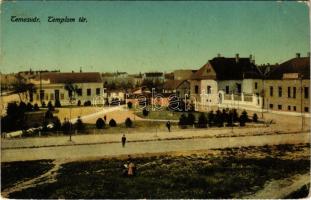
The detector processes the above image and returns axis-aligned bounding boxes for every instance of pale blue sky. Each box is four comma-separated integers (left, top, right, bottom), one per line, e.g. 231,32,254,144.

0,1,310,73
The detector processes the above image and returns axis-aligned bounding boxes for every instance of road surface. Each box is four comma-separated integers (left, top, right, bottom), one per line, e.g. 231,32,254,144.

2,132,309,162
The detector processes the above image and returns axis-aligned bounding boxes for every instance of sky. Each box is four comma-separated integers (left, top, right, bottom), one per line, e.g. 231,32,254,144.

0,1,310,74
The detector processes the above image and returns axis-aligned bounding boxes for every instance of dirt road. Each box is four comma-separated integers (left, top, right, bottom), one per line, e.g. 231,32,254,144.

2,132,309,162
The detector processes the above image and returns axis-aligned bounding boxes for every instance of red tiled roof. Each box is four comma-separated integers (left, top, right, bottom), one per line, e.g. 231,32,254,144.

36,72,102,84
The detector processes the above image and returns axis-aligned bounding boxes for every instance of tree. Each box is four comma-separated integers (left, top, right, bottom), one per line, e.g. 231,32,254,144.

19,101,27,114
253,113,258,123
75,116,85,131
62,120,72,134
53,117,62,131
55,99,61,107
187,113,196,125
197,113,208,128
26,102,33,112
12,74,36,102
227,110,234,127
77,100,81,106
178,114,188,128
239,110,248,127
207,111,214,126
214,110,224,127
96,118,105,129
109,119,117,127
47,101,54,111
232,109,239,122
125,117,133,128
41,101,46,108
127,101,133,109
45,110,54,119
34,103,40,111
142,108,149,117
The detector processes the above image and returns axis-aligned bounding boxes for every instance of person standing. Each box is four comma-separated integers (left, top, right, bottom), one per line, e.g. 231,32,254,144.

121,134,126,147
166,121,171,132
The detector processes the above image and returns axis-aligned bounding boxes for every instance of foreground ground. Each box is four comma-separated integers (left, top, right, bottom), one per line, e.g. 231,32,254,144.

1,144,310,199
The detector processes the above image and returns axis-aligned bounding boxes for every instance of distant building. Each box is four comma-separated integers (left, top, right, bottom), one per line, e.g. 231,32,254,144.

29,72,104,105
142,72,165,83
173,69,197,80
264,53,310,114
163,80,190,98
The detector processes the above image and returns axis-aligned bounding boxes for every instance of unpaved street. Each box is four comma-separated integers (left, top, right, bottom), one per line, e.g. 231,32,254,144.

2,132,309,162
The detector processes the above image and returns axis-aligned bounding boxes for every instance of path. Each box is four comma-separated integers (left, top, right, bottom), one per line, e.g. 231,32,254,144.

245,172,310,199
1,160,63,198
2,132,309,162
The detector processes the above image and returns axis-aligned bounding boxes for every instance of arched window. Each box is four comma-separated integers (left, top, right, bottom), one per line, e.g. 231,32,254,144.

195,85,199,94
207,86,211,94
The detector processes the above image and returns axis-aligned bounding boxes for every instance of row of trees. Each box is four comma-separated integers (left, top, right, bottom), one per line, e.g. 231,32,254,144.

178,109,258,128
96,117,133,129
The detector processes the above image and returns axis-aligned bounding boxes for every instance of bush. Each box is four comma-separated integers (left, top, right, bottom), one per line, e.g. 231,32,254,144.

127,101,133,109
19,101,27,114
109,119,117,127
41,101,46,108
227,110,234,127
142,108,149,117
47,101,55,111
253,113,258,123
207,111,214,126
214,110,224,127
34,103,40,111
61,121,72,134
45,110,53,119
187,113,196,125
55,99,61,107
178,114,188,128
53,117,62,131
239,110,248,126
26,103,33,112
125,117,133,128
75,116,84,131
84,100,91,106
96,118,105,129
232,109,239,122
77,100,81,106
197,113,208,128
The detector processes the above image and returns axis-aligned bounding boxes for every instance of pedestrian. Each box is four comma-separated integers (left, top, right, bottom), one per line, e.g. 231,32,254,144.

166,121,171,132
104,115,107,122
122,134,126,147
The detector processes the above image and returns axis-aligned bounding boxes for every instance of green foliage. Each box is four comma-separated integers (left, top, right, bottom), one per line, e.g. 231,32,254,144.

197,113,207,128
207,111,214,126
239,110,248,126
75,116,85,131
178,114,188,128
34,103,40,111
109,119,117,127
253,113,258,123
127,101,133,109
84,101,92,106
142,108,149,117
96,118,105,129
125,117,133,128
41,101,46,108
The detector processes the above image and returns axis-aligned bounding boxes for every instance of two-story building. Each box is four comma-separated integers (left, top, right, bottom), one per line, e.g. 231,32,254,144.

29,72,104,106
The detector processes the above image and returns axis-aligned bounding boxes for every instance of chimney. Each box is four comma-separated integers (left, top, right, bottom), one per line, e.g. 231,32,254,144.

296,53,300,58
235,53,239,63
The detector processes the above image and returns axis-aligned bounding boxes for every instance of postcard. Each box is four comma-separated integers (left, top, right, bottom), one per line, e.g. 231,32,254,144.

0,1,310,199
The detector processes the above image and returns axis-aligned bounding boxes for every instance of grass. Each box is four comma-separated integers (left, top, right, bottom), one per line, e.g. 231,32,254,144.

6,144,310,199
1,160,54,191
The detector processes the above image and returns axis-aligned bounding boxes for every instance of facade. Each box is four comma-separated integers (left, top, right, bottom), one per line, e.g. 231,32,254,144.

190,54,263,111
264,53,310,114
142,72,165,83
29,72,104,105
173,69,197,80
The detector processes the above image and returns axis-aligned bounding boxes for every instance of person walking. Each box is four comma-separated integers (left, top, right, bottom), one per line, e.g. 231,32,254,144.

121,134,126,147
166,121,171,132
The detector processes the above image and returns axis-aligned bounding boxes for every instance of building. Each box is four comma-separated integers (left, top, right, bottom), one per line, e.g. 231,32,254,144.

29,72,104,105
142,72,165,83
163,80,190,98
173,69,197,80
264,53,310,114
190,54,263,111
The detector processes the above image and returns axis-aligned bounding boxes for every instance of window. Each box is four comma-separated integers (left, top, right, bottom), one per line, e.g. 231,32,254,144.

304,107,309,112
278,87,282,97
270,86,273,97
304,87,309,99
76,88,82,96
293,87,296,98
293,106,296,111
237,83,242,94
50,93,54,100
60,93,64,100
87,88,91,96
255,82,258,89
269,104,273,109
288,105,291,111
225,86,229,94
278,105,282,110
96,88,100,95
288,87,291,98
207,86,211,94
195,85,199,94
